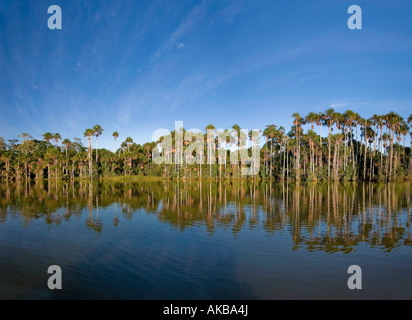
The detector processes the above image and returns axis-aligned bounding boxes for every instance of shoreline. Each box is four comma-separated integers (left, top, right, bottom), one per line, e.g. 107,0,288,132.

2,175,410,184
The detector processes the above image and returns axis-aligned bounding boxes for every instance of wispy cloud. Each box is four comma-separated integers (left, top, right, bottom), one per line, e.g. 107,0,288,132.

1,0,411,147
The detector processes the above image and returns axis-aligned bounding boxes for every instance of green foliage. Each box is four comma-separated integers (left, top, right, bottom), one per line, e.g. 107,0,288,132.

1,110,412,182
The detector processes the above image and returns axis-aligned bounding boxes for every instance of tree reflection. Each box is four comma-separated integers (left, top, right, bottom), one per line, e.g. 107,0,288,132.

0,180,411,252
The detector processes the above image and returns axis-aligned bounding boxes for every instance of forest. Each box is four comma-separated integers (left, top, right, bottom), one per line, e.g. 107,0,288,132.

0,109,411,182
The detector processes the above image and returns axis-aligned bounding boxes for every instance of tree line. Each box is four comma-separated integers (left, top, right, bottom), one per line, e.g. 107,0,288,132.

0,109,411,181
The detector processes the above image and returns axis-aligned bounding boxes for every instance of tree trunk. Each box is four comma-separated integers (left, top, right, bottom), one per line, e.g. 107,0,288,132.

283,143,286,181
328,126,331,180
364,139,368,181
389,129,394,181
270,139,273,178
96,138,98,162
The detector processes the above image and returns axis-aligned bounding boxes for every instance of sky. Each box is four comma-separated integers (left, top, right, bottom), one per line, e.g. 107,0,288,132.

0,0,411,150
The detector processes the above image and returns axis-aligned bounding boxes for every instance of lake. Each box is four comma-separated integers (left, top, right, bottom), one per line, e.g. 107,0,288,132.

0,180,411,299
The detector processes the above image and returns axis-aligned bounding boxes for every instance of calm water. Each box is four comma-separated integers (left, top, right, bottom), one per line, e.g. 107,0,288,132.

0,180,411,300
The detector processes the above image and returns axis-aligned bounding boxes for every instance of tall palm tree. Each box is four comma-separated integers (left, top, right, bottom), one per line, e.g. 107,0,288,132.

62,139,71,157
248,130,255,175
43,132,53,145
232,124,241,176
277,126,286,179
282,132,288,180
93,124,103,162
112,131,119,154
343,110,356,171
224,129,230,172
408,114,412,176
263,125,276,177
400,122,409,172
62,139,71,176
125,137,133,153
385,112,402,180
304,129,318,175
332,133,344,180
262,129,270,175
84,129,94,178
292,113,304,179
123,137,134,176
374,114,385,172
304,112,321,130
305,112,322,173
363,124,374,180
205,124,216,177
53,133,62,146
323,108,336,180
353,112,362,165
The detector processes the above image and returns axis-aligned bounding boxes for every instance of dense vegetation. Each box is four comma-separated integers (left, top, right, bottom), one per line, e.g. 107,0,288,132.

0,109,411,181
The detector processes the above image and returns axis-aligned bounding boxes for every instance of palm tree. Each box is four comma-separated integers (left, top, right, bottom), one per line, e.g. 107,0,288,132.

112,131,119,153
84,128,94,178
282,132,288,180
125,137,133,153
263,125,276,178
120,141,127,153
123,137,134,176
53,133,62,146
323,108,336,180
304,130,318,175
93,124,103,162
43,132,53,145
285,135,294,179
224,129,230,172
205,124,216,177
305,112,322,143
62,139,71,157
385,112,402,180
305,112,322,173
62,139,71,176
262,128,270,175
363,125,374,180
292,113,304,179
374,114,385,172
400,123,409,172
353,112,362,166
408,114,412,176
232,124,241,176
248,129,261,176
144,142,154,167
381,132,390,180
277,126,286,179
332,133,344,180
343,110,356,171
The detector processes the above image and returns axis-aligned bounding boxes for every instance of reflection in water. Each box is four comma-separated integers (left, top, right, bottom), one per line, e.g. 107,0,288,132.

1,180,410,253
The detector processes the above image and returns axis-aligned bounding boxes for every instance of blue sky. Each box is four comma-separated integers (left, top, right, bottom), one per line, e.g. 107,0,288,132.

0,0,411,149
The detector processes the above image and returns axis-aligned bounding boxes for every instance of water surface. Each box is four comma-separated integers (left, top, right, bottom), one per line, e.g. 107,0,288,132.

0,180,411,299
